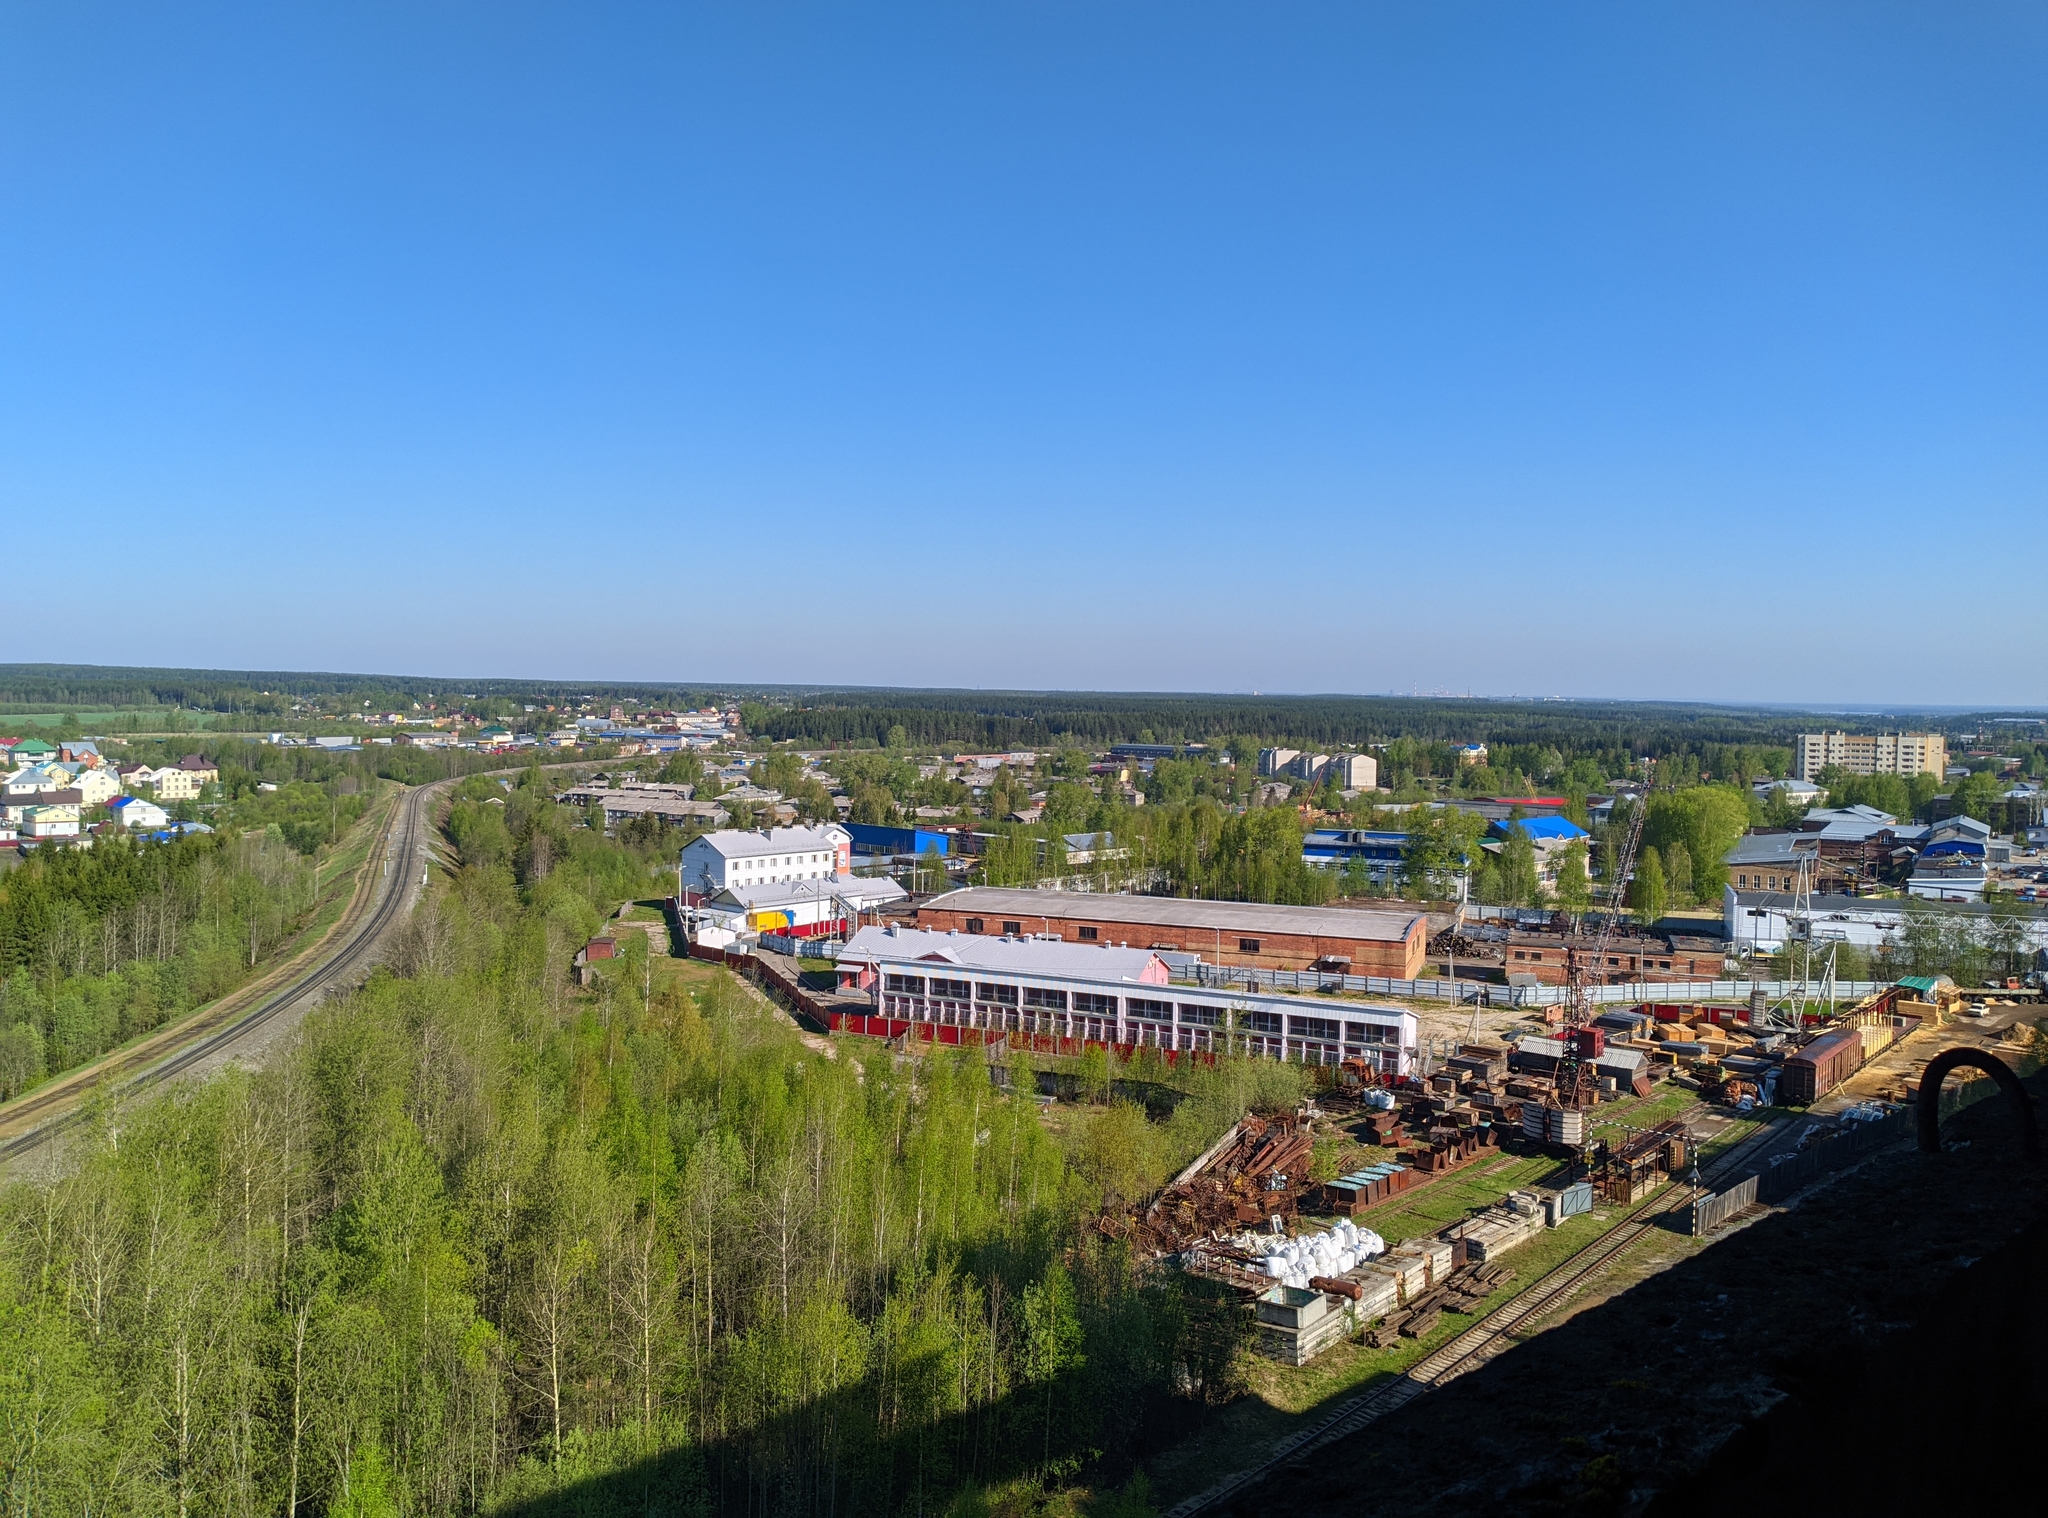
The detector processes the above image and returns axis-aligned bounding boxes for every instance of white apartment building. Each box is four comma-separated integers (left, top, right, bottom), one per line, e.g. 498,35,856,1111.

1258,747,1300,777
1793,732,1948,783
678,824,852,894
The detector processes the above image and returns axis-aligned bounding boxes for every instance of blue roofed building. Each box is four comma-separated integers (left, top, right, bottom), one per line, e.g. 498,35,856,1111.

1301,828,1411,885
1485,815,1588,845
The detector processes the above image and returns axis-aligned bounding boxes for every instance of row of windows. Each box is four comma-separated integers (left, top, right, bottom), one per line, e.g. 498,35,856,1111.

956,917,1261,954
878,979,1395,1039
1735,872,1797,891
876,997,1399,1063
1510,949,1680,971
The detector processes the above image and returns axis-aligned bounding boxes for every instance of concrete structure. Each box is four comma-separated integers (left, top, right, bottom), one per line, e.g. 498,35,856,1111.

1258,747,1300,778
1794,731,1947,783
913,886,1429,977
678,824,852,894
1286,752,1332,782
1323,753,1378,790
1255,1285,1352,1366
1724,885,2048,955
832,923,1417,1067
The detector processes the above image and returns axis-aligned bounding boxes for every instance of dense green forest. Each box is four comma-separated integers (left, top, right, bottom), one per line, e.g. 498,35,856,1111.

0,748,598,1100
0,772,1297,1515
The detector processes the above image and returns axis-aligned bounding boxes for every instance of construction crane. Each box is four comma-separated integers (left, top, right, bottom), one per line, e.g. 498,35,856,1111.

1557,764,1656,1109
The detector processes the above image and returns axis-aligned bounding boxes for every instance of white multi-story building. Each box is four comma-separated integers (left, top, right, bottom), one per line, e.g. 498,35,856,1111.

678,824,852,895
1793,732,1947,783
1257,747,1301,777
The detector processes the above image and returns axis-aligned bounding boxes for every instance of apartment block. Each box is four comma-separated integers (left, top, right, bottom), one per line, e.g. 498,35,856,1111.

1793,732,1947,783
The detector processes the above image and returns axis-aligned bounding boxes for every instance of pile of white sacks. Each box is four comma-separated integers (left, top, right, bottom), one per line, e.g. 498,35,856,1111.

1258,1219,1386,1290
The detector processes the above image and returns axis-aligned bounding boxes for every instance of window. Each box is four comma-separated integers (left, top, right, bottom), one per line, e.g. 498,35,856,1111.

884,974,925,994
1077,926,1098,941
1024,986,1067,1010
1238,938,1262,954
1002,921,1022,935
1178,1004,1221,1027
930,977,971,1000
965,917,984,933
1127,997,1171,1019
975,982,1018,1006
1074,991,1118,1016
1243,1010,1282,1034
1345,1022,1369,1043
1290,1015,1340,1041
1513,950,1526,961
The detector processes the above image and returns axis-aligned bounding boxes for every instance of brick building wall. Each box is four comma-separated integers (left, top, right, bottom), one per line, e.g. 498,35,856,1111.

912,897,1428,978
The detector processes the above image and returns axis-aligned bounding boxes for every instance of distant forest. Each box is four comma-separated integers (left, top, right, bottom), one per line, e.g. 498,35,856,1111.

2,665,2041,756
738,691,2042,758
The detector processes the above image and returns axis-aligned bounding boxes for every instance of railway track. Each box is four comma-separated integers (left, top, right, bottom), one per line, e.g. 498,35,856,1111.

1163,1109,1797,1518
0,779,436,1163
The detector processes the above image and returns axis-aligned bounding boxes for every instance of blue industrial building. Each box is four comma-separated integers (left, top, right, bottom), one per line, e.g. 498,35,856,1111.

1302,828,1411,883
844,823,951,858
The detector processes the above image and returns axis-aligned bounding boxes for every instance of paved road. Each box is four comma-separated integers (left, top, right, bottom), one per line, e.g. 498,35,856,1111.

0,778,437,1168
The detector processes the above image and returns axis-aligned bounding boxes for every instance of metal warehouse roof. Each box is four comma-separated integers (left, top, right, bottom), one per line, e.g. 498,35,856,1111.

1490,815,1588,842
686,825,848,859
918,887,1425,942
839,925,1166,980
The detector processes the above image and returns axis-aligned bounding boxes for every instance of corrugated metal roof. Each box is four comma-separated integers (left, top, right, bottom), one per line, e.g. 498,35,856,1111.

840,925,1166,980
918,887,1424,942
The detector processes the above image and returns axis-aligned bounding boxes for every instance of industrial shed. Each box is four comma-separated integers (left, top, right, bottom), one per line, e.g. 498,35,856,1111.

913,887,1429,977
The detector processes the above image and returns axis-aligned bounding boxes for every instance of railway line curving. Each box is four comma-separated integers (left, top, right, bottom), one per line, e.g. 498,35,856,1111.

0,778,438,1164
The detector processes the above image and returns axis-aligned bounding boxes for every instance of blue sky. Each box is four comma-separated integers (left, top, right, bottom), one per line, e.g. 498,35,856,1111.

3,3,2043,704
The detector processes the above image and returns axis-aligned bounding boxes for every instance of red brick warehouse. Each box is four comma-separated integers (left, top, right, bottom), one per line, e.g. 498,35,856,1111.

912,887,1429,978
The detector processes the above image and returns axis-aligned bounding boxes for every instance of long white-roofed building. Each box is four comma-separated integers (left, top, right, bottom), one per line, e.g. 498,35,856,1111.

831,924,1416,1071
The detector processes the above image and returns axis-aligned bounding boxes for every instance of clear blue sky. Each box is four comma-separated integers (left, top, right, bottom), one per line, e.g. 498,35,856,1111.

3,4,2043,704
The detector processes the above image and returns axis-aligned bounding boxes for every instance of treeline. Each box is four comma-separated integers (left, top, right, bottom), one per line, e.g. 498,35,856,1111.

0,788,1299,1515
741,690,1969,759
0,830,319,1097
0,664,730,718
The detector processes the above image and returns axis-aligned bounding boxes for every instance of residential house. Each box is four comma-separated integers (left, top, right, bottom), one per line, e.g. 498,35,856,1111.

64,764,123,806
106,795,170,830
20,802,81,840
3,765,70,801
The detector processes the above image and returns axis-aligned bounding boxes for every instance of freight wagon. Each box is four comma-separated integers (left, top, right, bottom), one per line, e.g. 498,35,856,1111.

1780,1028,1865,1105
